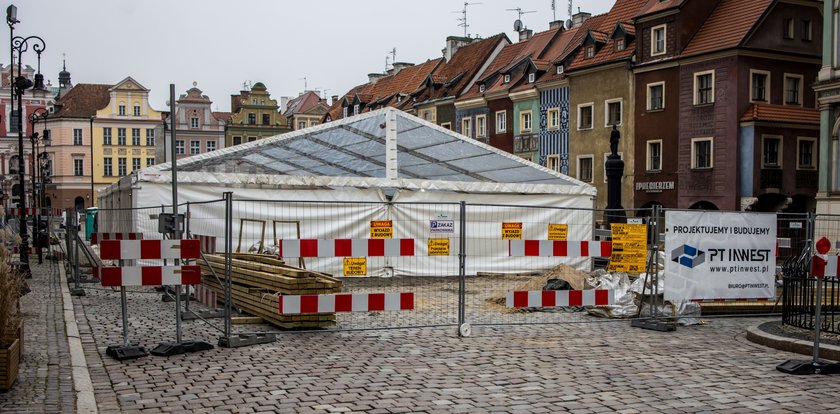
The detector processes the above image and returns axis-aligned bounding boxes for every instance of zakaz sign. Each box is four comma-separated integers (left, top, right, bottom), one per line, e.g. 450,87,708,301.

664,211,776,301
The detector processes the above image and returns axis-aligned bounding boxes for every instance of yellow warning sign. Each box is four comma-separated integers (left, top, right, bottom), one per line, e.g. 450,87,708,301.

502,222,523,240
343,257,367,276
370,220,393,239
548,224,568,240
428,238,450,256
608,223,648,273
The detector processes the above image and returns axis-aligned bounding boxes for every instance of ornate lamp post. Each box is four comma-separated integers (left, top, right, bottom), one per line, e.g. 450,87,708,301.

28,107,48,264
8,4,47,275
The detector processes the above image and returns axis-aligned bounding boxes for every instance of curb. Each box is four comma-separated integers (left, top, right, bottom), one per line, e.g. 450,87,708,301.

746,323,840,362
58,263,98,413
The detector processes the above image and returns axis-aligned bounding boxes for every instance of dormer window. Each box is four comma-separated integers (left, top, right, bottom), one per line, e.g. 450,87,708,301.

615,38,625,51
652,24,666,56
342,107,348,118
585,45,595,58
353,104,360,114
528,73,535,83
556,65,564,74
503,74,511,83
479,84,485,93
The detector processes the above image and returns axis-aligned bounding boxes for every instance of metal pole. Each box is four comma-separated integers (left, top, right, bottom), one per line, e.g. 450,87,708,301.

120,257,129,347
813,276,823,362
89,116,94,207
169,84,183,344
73,214,81,291
458,201,466,332
224,192,233,338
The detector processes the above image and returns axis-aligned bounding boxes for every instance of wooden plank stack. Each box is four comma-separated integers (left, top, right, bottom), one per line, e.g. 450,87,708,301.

198,253,342,329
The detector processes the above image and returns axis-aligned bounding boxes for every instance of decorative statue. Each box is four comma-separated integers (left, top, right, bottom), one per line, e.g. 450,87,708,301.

609,124,620,157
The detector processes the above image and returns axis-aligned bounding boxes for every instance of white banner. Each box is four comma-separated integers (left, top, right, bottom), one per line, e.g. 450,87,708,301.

664,211,776,301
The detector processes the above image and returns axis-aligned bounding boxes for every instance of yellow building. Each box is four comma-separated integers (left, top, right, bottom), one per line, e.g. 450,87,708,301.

226,82,290,146
92,77,162,198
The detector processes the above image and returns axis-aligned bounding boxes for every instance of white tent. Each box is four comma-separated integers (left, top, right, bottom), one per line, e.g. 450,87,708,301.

99,108,597,276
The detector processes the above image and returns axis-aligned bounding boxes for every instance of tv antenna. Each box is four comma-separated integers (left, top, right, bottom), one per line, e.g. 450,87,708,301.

551,0,556,21
568,0,573,20
453,2,481,38
299,77,307,90
507,7,536,31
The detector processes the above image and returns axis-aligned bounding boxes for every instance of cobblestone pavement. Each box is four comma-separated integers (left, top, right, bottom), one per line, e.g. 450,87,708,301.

67,277,840,414
0,259,76,413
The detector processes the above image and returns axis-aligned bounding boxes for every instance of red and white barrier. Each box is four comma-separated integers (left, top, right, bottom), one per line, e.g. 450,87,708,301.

99,239,200,260
99,265,201,286
192,234,216,254
278,239,415,258
194,284,217,310
506,289,614,308
6,207,63,216
91,232,143,245
278,292,415,314
509,240,612,257
12,247,34,254
812,255,839,277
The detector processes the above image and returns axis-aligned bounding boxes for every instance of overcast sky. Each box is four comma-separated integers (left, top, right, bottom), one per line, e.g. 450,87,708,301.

16,0,614,112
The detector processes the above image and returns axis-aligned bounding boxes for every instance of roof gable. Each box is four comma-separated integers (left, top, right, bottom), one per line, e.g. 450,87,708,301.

110,76,148,92
680,0,773,57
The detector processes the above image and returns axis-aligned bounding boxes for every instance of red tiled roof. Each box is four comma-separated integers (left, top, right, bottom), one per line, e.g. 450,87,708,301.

283,91,324,116
567,0,649,72
681,0,772,57
636,0,685,18
418,33,508,102
52,84,112,118
739,103,820,125
212,112,231,123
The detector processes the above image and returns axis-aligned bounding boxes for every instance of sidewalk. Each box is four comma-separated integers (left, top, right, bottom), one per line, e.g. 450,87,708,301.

0,259,76,413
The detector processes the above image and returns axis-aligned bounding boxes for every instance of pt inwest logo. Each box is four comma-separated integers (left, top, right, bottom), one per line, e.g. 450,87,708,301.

671,244,705,268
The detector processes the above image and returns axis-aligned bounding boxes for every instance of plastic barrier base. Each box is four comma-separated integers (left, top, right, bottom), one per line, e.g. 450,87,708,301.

150,340,214,357
777,360,840,375
106,344,148,361
631,318,676,332
218,333,276,348
70,287,86,297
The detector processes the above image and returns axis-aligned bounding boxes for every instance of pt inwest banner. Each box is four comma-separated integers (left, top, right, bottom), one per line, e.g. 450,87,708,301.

664,211,776,301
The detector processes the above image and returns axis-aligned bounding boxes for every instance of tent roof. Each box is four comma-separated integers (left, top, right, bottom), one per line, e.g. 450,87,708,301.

134,108,595,196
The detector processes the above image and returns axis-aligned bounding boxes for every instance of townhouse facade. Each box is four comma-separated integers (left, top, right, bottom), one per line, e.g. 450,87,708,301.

283,90,329,130
226,82,290,147
815,0,840,214
162,82,227,162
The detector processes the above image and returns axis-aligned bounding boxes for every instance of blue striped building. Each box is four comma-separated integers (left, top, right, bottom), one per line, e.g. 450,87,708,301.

539,86,570,174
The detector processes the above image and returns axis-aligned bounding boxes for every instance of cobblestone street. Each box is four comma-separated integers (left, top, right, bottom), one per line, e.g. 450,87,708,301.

3,260,840,413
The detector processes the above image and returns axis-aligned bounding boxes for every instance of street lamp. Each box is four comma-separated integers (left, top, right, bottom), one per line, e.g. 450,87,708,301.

28,107,48,264
8,4,46,275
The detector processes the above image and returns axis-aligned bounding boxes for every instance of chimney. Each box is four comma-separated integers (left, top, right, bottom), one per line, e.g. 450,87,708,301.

368,73,387,83
231,95,242,114
280,96,289,112
571,11,592,28
549,20,564,30
442,36,473,62
331,95,339,105
389,62,414,75
519,29,534,42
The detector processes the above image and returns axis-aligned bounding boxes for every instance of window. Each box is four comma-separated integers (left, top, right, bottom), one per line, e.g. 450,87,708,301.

652,25,666,56
479,84,485,93
421,110,434,121
146,158,155,167
797,137,816,169
248,136,256,142
578,156,594,182
175,140,185,155
342,107,348,118
503,74,511,83
119,105,126,116
190,140,200,155
117,128,126,145
784,74,803,105
615,37,625,51
248,113,256,125
191,117,199,128
132,157,141,171
233,136,242,145
647,140,662,172
750,70,770,102
9,109,19,133
547,155,560,172
103,158,112,176
118,158,127,176
207,141,217,152
310,121,319,127
103,128,112,145
73,129,83,145
556,65,564,74
461,118,472,137
43,129,51,142
647,82,664,110
476,115,487,138
577,103,594,130
693,71,715,105
585,45,595,58
146,129,155,146
528,73,535,83
298,121,306,129
74,159,84,176
440,122,452,130
520,111,532,133
133,105,140,116
547,108,560,130
131,128,141,146
762,136,782,167
691,138,713,169
263,114,270,125
353,104,360,115
496,111,507,133
605,99,622,127
783,18,794,39
802,19,812,41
